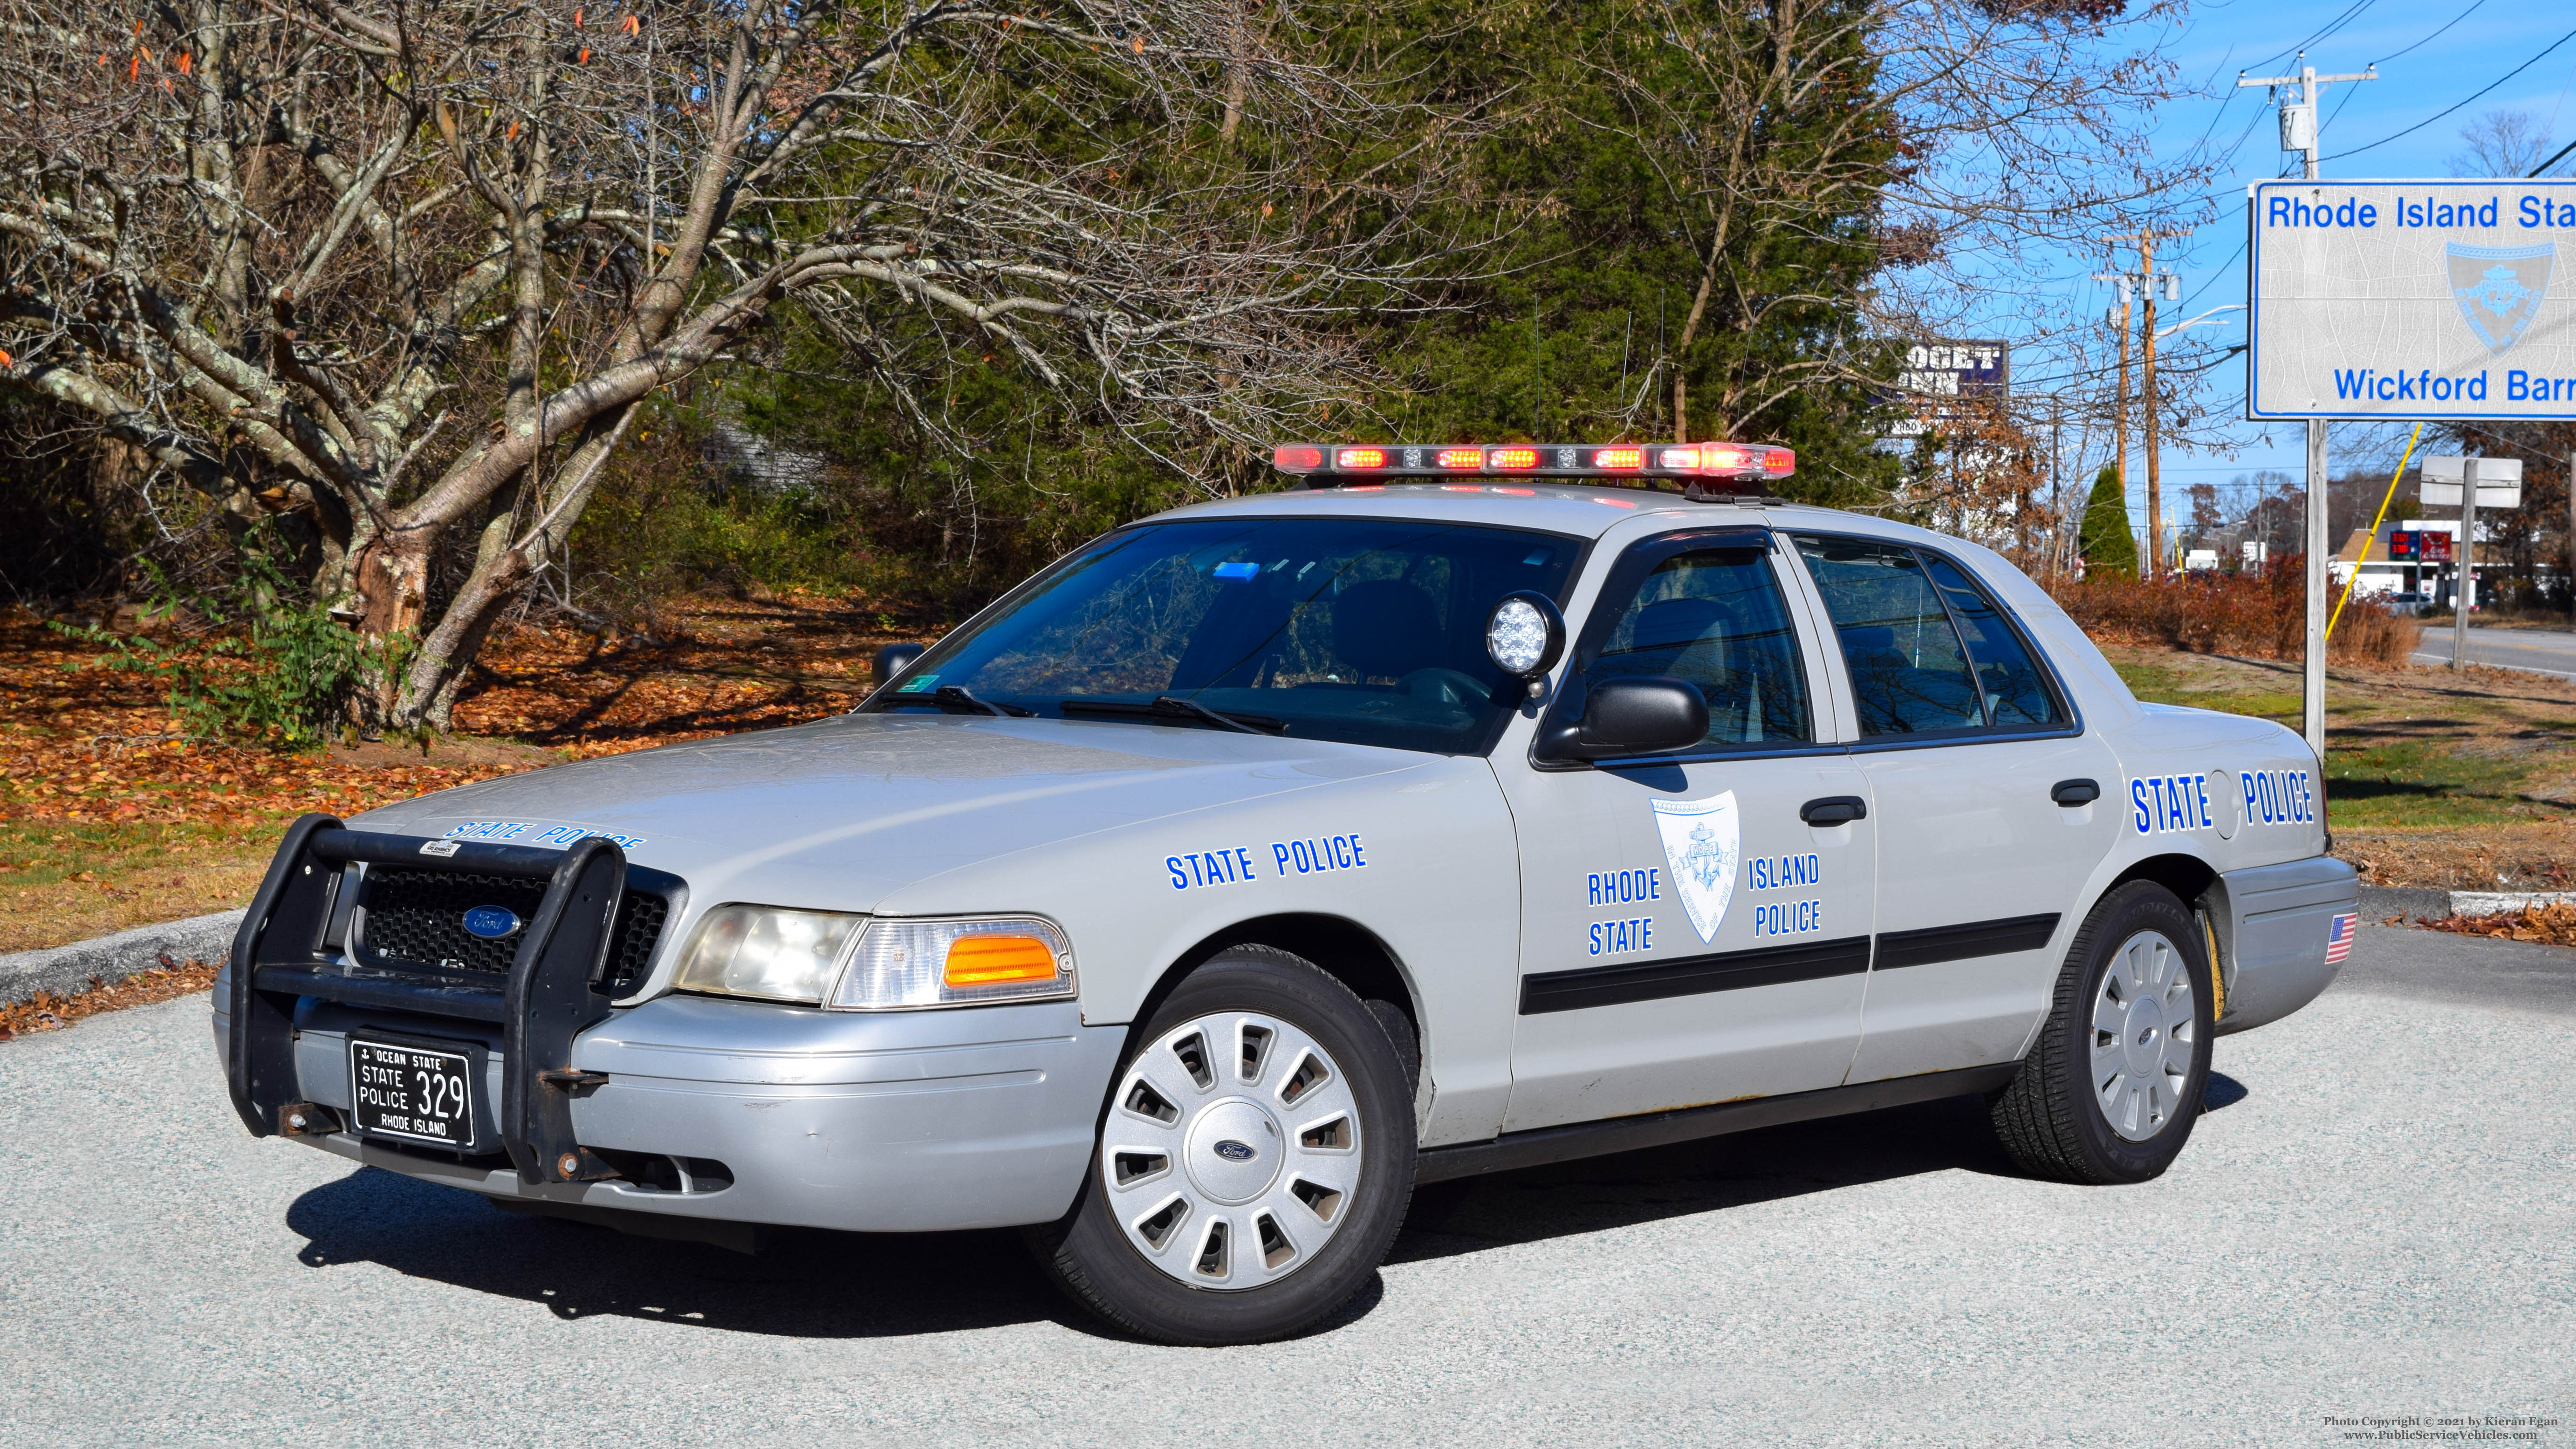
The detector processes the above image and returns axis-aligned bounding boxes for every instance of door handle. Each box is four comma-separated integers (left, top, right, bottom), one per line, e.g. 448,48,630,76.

1800,795,1867,827
2051,778,2100,807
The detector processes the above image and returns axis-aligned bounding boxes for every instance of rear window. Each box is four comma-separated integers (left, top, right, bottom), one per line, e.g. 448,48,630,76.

1792,535,2063,738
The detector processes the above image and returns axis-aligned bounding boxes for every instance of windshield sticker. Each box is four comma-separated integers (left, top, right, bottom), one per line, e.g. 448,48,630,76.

1274,834,1367,875
442,821,647,850
1169,848,1260,891
1212,560,1260,580
897,674,940,693
2239,769,2316,826
2129,775,2213,836
1652,792,1741,943
1588,916,1654,957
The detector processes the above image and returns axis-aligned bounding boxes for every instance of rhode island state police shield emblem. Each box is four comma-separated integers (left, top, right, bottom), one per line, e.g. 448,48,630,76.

2447,242,2555,355
1651,792,1740,943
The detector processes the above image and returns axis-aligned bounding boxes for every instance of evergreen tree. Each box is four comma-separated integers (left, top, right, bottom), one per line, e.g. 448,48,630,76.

2079,467,2138,576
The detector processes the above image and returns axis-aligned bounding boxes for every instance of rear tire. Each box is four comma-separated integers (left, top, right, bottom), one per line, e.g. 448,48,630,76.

1030,946,1417,1345
1990,880,2213,1185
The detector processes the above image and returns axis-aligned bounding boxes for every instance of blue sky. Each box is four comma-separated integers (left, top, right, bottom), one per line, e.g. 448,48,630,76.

2038,0,2576,530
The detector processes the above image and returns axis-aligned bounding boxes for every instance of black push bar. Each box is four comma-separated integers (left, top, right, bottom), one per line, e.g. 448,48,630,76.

225,814,633,1186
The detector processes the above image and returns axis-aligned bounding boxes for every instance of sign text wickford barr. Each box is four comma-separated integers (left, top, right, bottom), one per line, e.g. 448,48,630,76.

2248,180,2576,421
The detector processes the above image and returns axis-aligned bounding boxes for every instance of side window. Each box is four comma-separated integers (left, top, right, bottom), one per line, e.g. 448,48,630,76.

1792,535,2063,736
1922,556,2064,727
1589,546,1812,747
1793,536,1984,736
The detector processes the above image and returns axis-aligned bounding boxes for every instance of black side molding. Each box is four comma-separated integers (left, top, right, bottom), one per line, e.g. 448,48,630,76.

1415,1063,2022,1183
1521,936,1872,1015
1876,912,2061,971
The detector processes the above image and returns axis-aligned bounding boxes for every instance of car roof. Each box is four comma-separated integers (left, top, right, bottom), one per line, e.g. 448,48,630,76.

1143,482,1871,541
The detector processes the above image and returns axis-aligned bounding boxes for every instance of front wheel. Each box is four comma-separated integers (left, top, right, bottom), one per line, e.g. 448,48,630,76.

1031,946,1417,1345
1989,880,2214,1185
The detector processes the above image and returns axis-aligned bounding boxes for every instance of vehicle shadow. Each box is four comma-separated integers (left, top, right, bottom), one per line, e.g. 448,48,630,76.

285,1168,1077,1340
1390,1074,2251,1263
285,1074,2250,1339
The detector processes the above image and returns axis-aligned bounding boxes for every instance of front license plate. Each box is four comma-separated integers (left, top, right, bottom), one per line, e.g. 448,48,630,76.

348,1039,475,1148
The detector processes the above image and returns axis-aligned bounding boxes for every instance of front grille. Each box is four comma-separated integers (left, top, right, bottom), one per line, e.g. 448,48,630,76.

359,868,671,989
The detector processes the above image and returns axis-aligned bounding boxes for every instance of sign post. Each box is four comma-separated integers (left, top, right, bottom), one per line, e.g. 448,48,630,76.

2239,61,2376,762
2418,455,2526,670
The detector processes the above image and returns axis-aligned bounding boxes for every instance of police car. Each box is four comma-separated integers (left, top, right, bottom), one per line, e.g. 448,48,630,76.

216,440,2355,1345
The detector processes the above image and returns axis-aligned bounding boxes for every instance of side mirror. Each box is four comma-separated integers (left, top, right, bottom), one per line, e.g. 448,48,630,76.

873,642,928,686
1537,676,1710,762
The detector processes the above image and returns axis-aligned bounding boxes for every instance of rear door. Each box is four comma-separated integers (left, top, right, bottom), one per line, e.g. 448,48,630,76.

1784,534,2123,1081
1497,528,1875,1133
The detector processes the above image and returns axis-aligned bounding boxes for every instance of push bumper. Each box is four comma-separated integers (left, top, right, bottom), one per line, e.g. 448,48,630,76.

2203,854,2359,1035
218,814,1124,1233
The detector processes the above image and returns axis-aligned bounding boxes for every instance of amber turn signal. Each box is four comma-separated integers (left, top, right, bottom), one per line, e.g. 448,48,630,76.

943,934,1061,987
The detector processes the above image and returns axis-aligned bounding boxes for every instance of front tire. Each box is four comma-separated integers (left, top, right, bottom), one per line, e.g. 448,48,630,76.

1032,946,1417,1345
1990,880,2213,1185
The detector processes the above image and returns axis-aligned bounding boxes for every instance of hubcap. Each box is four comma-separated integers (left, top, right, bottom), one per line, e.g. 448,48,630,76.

2090,929,2198,1141
1102,1011,1362,1291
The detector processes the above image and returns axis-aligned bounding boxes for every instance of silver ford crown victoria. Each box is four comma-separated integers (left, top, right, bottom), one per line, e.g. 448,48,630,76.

217,442,2356,1344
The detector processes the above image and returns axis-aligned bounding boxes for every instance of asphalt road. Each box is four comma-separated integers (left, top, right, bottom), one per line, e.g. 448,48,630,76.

2411,623,2576,680
4,926,2570,1447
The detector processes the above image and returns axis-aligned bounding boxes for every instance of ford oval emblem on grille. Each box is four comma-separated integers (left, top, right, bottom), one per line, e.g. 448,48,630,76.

461,905,522,940
1212,1139,1256,1162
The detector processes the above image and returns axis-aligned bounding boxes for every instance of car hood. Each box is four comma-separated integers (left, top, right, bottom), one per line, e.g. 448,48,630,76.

351,712,1426,912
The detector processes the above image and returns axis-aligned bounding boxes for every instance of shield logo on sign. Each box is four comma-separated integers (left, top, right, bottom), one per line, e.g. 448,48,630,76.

1651,792,1741,943
2447,242,2555,354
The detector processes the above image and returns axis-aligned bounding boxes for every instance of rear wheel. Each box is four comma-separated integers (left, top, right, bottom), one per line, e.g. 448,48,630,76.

1031,946,1417,1345
1990,880,2213,1185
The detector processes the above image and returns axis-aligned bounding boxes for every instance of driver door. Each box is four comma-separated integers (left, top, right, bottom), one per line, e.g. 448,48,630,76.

1497,528,1875,1134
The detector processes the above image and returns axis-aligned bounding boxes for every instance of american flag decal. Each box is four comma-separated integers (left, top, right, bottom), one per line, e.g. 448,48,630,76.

2324,912,2357,964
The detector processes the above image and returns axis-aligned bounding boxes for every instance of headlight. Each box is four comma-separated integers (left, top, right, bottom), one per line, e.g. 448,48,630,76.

829,916,1076,1011
671,905,866,1004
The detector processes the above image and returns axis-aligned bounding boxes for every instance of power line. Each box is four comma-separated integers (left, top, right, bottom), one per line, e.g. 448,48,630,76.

2243,0,2380,75
2323,23,2576,161
2370,0,2491,66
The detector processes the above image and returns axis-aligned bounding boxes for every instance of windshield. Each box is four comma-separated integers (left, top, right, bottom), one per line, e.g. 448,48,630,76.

862,517,1583,754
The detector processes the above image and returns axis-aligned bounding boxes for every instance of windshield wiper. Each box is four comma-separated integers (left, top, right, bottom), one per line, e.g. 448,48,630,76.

883,684,1031,717
1059,696,1288,735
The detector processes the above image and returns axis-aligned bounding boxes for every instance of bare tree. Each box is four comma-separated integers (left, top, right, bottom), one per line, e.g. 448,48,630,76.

0,0,1447,727
2450,109,2555,179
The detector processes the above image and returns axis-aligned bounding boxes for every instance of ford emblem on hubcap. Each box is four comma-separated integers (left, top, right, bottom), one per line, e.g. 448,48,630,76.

1212,1139,1257,1162
461,905,522,940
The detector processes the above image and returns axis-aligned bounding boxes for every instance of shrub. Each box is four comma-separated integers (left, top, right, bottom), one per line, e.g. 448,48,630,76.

51,541,404,750
2054,567,2419,667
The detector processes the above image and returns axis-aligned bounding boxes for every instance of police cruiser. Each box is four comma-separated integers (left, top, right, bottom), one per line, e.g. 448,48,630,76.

217,440,2355,1345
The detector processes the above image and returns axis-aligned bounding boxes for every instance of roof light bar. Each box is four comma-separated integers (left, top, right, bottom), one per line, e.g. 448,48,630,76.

1270,442,1796,488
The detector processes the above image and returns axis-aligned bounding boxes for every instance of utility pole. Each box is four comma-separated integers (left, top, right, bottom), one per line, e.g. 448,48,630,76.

2455,460,2480,671
2103,232,2186,576
2239,54,2377,763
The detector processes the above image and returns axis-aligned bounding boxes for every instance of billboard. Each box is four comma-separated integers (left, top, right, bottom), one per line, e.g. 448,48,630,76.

1886,341,2007,437
2248,179,2576,421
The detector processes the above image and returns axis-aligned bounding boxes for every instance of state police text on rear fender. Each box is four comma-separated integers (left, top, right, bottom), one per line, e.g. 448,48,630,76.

2248,179,2576,420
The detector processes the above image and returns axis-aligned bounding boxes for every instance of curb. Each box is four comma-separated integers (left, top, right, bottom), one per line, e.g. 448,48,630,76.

0,909,242,1008
2359,885,2576,923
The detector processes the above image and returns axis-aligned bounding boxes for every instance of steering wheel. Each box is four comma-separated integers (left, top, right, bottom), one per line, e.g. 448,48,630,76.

1396,668,1493,708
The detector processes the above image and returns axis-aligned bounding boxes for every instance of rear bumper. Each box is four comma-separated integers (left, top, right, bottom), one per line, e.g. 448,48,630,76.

217,982,1125,1232
2204,854,2359,1035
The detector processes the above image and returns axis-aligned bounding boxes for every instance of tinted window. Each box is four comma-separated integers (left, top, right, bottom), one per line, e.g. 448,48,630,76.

1794,536,1984,736
1923,555,2063,727
1588,547,1811,747
860,518,1580,755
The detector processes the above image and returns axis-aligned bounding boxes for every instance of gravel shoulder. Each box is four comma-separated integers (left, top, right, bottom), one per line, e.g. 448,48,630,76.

2,925,2568,1447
